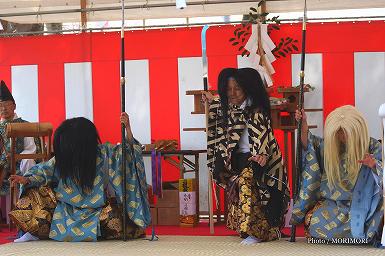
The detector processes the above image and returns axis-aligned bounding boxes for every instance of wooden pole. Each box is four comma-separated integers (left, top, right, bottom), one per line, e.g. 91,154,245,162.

80,0,87,31
201,24,214,234
379,103,385,246
205,101,214,234
290,0,307,242
120,0,127,241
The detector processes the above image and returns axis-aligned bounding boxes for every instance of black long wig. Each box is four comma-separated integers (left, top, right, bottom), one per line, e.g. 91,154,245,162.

217,67,271,123
53,117,101,193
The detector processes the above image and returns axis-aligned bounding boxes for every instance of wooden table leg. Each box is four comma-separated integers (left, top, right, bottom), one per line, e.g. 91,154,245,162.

194,153,200,223
179,154,184,178
291,131,296,195
215,186,221,223
284,131,289,177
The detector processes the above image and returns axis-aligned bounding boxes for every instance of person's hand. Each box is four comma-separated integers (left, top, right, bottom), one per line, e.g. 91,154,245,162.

230,175,238,182
202,91,214,104
358,153,376,169
9,175,30,186
248,155,268,167
295,109,307,123
120,112,133,141
295,109,309,148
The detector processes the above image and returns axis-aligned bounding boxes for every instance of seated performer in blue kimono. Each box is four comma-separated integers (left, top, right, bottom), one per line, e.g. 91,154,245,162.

291,105,383,244
8,112,151,242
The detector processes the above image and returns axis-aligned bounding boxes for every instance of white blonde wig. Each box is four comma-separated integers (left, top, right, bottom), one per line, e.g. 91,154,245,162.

324,105,369,190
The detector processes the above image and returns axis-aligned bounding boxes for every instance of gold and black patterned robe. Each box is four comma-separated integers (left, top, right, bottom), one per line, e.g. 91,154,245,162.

207,97,289,241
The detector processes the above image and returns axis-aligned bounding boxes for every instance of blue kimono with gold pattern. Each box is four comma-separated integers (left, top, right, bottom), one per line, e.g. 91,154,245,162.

20,139,151,242
291,132,383,242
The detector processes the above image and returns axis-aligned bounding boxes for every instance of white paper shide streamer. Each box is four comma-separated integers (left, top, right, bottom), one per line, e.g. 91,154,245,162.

244,23,276,86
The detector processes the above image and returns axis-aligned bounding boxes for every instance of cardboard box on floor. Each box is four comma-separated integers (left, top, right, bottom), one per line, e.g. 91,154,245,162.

156,182,180,225
157,207,179,225
156,182,179,207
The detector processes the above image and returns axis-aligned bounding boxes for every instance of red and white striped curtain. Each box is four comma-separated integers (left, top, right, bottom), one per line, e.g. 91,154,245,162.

1,22,384,210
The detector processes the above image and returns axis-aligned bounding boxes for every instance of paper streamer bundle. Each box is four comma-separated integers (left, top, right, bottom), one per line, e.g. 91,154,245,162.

244,23,276,86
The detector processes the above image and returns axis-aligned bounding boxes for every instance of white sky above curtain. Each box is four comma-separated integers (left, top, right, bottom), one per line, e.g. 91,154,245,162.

0,0,385,24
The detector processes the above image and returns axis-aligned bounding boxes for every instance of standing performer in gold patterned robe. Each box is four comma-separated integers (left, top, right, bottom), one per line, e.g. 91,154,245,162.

203,68,289,244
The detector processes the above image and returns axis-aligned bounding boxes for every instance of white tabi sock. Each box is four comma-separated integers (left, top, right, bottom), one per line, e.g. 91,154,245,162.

14,232,39,243
240,235,262,245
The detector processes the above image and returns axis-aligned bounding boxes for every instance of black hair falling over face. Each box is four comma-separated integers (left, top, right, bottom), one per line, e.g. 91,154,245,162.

53,117,101,194
217,67,272,124
217,68,237,123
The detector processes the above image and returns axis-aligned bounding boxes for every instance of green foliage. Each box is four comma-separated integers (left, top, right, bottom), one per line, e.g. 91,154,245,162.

230,2,300,59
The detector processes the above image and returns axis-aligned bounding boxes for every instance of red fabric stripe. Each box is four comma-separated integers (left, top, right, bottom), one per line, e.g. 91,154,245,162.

90,32,120,62
206,25,239,57
0,66,11,91
306,22,385,53
323,53,355,119
123,27,201,59
271,54,294,194
92,61,121,144
0,65,11,126
149,58,180,143
0,34,92,65
270,21,385,54
38,64,66,130
272,55,293,88
91,27,203,62
149,58,181,181
206,25,239,88
207,56,238,90
0,230,16,244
